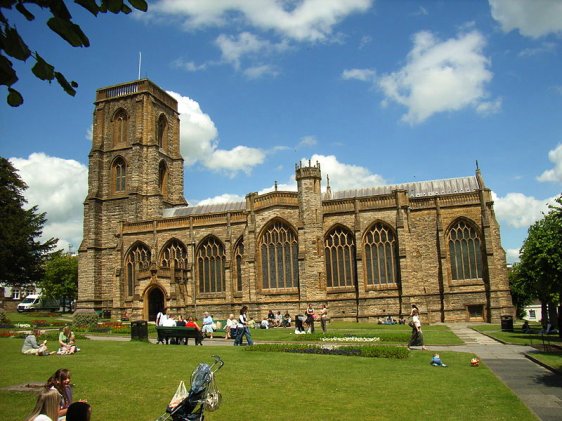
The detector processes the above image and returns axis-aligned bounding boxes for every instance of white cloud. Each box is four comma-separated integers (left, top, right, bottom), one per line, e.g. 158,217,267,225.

243,64,280,79
298,135,317,148
306,154,385,191
492,191,555,228
215,32,289,69
172,58,210,72
342,68,376,82
476,98,502,116
193,193,246,206
505,248,520,263
518,41,556,58
153,0,373,42
167,90,265,176
86,125,93,141
537,144,562,182
209,146,266,177
9,153,87,252
489,0,562,38
377,30,496,124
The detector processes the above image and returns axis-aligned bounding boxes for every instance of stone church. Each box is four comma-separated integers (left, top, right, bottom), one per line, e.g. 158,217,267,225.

78,79,513,323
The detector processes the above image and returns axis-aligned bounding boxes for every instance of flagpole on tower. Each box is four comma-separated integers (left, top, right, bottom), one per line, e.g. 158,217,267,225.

138,52,142,79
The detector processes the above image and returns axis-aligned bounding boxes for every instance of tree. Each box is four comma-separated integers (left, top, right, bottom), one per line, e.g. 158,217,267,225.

0,0,148,107
517,207,562,336
0,156,57,285
40,250,78,312
508,262,534,319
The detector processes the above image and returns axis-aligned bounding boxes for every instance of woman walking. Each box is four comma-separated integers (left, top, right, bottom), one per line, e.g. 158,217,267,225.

408,305,427,350
234,305,254,346
320,304,328,334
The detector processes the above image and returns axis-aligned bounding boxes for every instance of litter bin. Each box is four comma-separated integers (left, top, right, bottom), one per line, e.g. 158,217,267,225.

131,320,148,341
500,315,514,332
102,310,111,319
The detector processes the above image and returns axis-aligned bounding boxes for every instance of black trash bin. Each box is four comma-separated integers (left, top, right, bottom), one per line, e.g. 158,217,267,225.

131,320,148,341
500,315,514,332
102,310,111,319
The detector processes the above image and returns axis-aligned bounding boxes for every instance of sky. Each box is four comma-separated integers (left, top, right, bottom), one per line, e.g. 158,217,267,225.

1,0,562,262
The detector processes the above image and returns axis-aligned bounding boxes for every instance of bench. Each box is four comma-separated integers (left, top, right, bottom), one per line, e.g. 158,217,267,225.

156,326,203,345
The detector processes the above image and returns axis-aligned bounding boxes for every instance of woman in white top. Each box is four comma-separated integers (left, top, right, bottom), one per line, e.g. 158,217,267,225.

234,305,254,346
25,388,60,421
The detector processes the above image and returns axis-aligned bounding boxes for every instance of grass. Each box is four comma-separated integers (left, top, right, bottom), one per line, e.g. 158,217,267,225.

472,323,562,374
0,337,536,421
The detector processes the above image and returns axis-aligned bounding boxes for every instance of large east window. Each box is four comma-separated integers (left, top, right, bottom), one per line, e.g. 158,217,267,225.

364,222,399,286
325,226,356,288
259,221,299,289
448,219,483,280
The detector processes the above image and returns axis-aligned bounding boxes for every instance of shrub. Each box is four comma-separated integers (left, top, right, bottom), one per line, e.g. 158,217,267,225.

0,308,7,323
73,311,99,328
246,343,409,359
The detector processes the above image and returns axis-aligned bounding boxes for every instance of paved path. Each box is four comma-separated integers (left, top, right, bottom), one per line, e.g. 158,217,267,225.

427,324,562,421
88,325,562,420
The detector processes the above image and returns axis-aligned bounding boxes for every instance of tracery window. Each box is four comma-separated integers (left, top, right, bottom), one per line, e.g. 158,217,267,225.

364,222,399,286
234,238,244,292
325,226,356,288
112,108,128,146
112,157,126,193
197,236,225,293
157,114,168,149
259,220,299,289
160,239,187,269
448,219,483,280
125,243,151,297
159,161,168,196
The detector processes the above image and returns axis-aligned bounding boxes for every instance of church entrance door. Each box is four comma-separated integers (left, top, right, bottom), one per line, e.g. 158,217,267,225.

147,288,164,322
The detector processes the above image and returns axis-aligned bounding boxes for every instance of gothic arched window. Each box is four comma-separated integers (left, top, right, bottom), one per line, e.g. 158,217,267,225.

197,236,225,293
112,157,126,194
160,239,187,269
364,222,399,286
159,161,168,196
325,225,356,288
448,219,483,280
124,243,151,297
259,220,299,290
157,114,168,149
234,238,244,292
112,108,128,146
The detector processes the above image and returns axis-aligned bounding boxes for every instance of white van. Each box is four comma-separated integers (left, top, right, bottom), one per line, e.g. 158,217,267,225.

17,294,59,312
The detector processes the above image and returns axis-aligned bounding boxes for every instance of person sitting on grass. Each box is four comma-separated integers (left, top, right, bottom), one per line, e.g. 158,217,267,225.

24,387,61,421
46,368,75,419
58,326,77,354
22,329,52,356
522,320,531,334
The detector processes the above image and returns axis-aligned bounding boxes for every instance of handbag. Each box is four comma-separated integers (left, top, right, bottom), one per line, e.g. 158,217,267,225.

408,320,415,328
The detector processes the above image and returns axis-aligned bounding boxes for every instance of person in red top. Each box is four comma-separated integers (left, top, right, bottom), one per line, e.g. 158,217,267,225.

185,317,204,346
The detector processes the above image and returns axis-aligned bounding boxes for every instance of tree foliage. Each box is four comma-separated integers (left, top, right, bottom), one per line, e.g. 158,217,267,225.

0,156,57,285
40,250,78,312
0,0,148,106
516,201,562,331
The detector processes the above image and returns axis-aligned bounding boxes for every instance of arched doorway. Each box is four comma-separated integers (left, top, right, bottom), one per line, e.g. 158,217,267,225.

147,288,165,322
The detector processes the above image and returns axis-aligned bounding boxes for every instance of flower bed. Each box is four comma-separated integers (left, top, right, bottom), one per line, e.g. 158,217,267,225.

246,343,409,359
321,336,381,343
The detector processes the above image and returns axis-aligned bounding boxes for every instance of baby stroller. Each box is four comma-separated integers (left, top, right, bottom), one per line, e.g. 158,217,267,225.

156,355,224,421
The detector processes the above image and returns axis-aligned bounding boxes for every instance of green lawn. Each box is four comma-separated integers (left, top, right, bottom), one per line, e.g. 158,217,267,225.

0,337,536,421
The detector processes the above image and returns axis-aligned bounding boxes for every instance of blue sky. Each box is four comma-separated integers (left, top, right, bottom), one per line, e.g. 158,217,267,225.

1,0,562,261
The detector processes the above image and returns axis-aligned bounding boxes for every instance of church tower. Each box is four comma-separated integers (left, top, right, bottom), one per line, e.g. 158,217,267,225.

295,160,326,304
78,79,186,312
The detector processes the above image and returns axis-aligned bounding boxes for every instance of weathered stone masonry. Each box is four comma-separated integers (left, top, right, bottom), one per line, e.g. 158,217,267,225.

78,79,513,323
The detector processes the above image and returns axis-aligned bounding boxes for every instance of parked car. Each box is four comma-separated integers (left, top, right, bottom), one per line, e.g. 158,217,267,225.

16,294,59,312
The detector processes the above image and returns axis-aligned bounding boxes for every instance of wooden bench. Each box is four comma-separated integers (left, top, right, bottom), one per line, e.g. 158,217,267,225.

156,326,203,345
